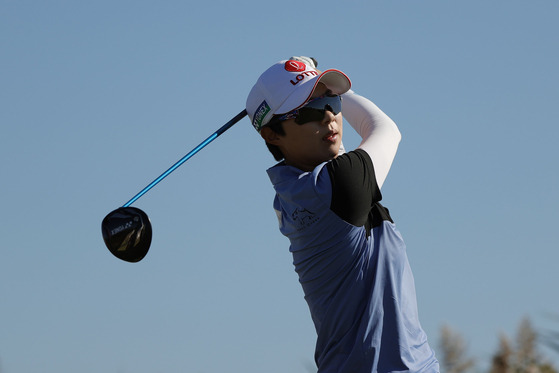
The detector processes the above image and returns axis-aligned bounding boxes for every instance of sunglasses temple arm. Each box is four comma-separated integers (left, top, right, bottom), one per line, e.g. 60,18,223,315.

123,109,248,208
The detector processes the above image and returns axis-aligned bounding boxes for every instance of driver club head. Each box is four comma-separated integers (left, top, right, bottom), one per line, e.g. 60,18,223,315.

101,207,152,263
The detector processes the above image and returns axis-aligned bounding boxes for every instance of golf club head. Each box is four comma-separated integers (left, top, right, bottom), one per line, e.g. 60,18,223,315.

101,207,152,263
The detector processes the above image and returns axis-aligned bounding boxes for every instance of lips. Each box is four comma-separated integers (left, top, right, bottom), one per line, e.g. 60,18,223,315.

323,131,338,143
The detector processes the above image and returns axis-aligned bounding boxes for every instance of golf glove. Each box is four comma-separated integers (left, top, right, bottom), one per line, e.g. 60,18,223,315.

290,56,318,69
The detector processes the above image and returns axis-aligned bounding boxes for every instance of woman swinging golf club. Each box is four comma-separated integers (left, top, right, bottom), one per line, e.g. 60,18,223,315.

246,56,440,373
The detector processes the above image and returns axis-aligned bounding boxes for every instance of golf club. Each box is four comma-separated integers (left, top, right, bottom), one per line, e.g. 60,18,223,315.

102,109,248,262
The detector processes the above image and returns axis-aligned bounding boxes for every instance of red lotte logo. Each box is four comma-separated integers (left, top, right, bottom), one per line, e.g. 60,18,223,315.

284,60,306,72
285,60,318,86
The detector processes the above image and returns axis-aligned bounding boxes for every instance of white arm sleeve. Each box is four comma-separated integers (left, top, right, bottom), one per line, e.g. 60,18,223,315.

341,90,402,189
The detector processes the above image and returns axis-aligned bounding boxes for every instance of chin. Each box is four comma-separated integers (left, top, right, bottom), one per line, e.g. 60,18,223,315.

330,146,341,158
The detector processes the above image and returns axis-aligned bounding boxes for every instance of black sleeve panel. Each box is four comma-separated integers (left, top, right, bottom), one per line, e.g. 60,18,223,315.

326,149,382,226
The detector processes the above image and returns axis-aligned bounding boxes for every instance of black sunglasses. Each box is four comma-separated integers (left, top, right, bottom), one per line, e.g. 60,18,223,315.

276,95,342,125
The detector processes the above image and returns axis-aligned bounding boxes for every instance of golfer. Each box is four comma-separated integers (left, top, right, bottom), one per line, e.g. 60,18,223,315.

246,57,439,373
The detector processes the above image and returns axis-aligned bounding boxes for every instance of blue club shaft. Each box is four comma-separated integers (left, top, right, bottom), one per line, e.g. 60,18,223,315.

123,110,247,207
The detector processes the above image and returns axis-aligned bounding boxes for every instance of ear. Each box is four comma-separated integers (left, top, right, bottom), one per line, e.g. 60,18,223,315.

260,126,282,145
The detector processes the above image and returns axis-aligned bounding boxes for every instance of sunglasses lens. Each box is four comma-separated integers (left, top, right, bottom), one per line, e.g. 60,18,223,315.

276,95,342,125
294,95,342,125
304,95,342,113
294,108,327,124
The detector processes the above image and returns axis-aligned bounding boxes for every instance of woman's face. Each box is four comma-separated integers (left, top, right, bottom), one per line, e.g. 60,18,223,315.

261,83,344,171
276,109,343,172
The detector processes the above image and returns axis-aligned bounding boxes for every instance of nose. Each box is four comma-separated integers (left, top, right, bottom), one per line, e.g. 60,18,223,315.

321,110,336,125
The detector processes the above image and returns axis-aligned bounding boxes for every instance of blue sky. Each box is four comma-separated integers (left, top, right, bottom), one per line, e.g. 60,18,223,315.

1,1,558,372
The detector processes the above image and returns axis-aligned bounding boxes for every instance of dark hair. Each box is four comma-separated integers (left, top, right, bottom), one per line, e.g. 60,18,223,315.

263,117,285,161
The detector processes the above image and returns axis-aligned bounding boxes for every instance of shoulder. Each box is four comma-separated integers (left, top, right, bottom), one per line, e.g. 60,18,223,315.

327,149,375,181
325,150,382,226
326,149,379,200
